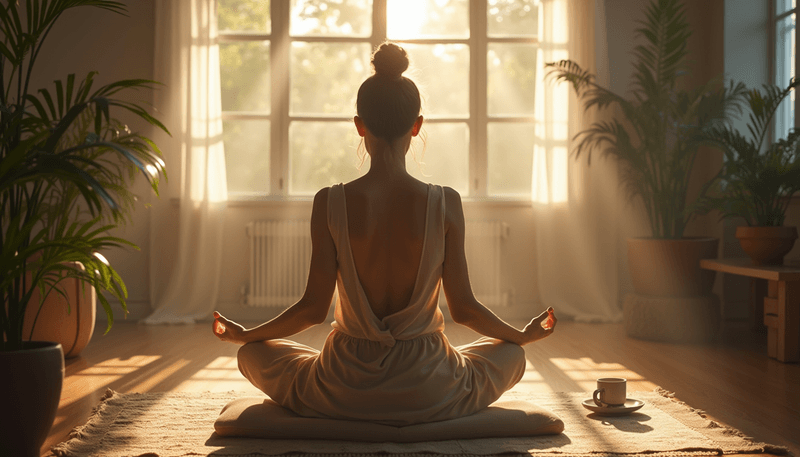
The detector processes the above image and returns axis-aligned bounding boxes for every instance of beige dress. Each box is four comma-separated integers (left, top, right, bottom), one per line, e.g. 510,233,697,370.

237,183,526,426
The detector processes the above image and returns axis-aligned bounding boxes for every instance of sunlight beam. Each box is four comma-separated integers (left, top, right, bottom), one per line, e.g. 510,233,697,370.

173,356,263,393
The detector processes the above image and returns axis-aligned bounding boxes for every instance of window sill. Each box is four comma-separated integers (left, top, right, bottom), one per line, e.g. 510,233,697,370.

171,196,535,208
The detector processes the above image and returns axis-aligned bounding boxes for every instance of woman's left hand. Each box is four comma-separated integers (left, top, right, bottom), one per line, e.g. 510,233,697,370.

212,311,248,345
521,307,557,345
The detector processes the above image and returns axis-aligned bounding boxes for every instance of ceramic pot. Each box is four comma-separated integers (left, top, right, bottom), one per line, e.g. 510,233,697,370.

23,261,96,358
0,342,64,457
735,226,798,266
627,237,720,297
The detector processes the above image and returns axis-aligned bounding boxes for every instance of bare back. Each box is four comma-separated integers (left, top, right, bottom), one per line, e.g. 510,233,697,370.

342,176,430,320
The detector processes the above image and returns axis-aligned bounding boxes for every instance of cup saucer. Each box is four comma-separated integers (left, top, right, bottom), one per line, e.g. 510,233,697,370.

581,398,645,416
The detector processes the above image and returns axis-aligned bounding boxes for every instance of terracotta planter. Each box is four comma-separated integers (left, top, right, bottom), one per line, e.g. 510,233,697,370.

23,261,96,358
627,237,720,297
735,226,798,266
623,293,720,343
0,342,64,457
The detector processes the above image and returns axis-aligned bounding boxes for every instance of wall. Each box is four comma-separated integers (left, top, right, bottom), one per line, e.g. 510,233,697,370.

607,0,800,321
603,0,800,322
721,0,800,319
684,0,727,308
604,0,728,303
604,0,647,305
30,1,541,324
31,0,790,326
26,1,157,324
721,0,773,320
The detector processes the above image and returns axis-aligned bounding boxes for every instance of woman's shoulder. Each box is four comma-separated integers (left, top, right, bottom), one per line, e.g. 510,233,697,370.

441,185,462,208
311,187,332,215
313,185,334,202
439,186,463,233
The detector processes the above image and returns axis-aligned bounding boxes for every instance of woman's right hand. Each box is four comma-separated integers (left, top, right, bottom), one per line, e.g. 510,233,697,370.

521,307,556,345
212,311,248,345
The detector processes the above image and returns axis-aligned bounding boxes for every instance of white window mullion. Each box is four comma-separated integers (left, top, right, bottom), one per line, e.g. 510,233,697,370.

272,0,291,195
373,0,387,47
794,6,799,131
770,0,777,144
469,0,488,198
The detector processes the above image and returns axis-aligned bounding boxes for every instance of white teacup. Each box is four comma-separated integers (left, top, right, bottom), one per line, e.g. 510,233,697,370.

593,378,627,407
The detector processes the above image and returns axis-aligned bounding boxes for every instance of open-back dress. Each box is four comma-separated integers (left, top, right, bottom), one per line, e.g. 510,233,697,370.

237,183,526,426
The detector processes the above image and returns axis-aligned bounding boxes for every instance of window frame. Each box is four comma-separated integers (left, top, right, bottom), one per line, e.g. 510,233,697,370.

218,0,540,201
772,0,799,139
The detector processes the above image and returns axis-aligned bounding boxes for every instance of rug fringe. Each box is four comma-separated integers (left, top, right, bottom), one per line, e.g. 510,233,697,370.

655,387,711,417
51,389,120,456
101,387,116,402
652,387,791,456
219,452,778,457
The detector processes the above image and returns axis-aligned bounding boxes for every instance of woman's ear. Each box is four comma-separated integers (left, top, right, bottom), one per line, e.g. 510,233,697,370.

354,116,366,137
411,115,424,137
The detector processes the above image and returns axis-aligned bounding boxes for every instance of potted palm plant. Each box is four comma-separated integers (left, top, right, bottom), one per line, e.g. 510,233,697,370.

689,79,800,265
545,0,745,342
0,1,168,455
20,75,159,358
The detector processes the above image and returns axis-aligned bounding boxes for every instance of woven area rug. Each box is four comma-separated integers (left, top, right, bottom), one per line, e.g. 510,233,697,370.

52,388,788,457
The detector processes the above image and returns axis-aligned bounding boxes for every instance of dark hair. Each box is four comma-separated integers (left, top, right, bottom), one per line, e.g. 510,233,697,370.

356,42,421,140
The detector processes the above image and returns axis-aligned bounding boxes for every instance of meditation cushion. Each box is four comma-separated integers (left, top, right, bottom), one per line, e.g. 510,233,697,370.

215,397,564,442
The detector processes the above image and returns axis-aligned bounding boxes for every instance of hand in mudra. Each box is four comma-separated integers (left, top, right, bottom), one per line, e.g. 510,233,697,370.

522,307,557,345
212,311,247,345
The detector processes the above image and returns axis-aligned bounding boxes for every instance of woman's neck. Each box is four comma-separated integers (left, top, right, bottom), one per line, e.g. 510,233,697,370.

364,134,412,178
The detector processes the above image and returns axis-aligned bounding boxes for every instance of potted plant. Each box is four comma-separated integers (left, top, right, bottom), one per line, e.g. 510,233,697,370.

0,1,168,455
689,79,800,265
545,0,745,341
20,74,160,358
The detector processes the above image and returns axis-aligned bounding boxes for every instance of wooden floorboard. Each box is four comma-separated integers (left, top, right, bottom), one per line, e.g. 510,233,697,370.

41,319,799,456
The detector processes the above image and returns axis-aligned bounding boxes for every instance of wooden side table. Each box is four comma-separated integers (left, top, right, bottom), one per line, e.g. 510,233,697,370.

700,258,800,362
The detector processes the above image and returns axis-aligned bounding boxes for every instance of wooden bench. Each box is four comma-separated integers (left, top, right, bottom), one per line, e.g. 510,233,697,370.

700,258,800,363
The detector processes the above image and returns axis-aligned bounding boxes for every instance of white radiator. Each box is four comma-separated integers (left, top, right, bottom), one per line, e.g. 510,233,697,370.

246,220,311,307
246,219,509,308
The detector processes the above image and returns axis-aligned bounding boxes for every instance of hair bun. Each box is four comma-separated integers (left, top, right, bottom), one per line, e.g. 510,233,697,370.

371,43,409,79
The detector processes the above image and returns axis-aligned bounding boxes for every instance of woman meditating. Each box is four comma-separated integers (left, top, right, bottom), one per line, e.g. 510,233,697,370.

212,42,557,426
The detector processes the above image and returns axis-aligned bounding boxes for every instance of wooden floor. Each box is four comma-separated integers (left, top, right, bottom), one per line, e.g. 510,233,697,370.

42,319,799,456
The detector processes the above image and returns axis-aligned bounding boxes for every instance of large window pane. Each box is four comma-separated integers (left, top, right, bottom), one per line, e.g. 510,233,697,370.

290,0,372,37
387,0,468,39
221,42,271,113
777,0,796,15
218,0,271,34
407,123,468,193
487,122,534,196
488,44,537,116
404,44,469,117
488,0,538,38
290,122,364,194
291,42,371,115
224,120,271,193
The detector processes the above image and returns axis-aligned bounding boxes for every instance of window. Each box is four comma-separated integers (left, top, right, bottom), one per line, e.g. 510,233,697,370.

218,0,539,199
774,0,797,138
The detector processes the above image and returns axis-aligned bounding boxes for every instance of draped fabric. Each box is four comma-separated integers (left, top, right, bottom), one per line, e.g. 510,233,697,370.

144,0,228,324
236,184,526,425
532,0,624,322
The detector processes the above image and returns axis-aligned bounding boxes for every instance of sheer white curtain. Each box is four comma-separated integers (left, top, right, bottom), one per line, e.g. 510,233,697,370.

144,0,228,324
532,0,624,322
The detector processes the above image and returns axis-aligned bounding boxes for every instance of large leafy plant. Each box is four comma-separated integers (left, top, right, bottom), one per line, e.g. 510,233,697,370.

689,80,800,227
1,0,168,351
545,0,746,239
